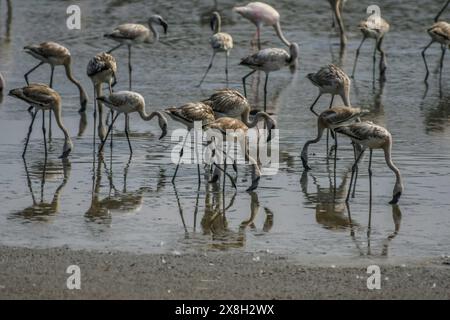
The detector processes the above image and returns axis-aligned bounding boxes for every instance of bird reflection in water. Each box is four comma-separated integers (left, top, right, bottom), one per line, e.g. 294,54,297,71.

346,202,402,257
301,168,356,230
174,183,273,250
85,155,164,224
11,157,71,222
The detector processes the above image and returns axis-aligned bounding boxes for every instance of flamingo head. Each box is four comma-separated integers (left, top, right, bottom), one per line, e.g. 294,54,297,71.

148,15,168,35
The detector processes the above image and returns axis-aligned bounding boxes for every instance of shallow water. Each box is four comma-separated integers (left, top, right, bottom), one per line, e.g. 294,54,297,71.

0,0,449,263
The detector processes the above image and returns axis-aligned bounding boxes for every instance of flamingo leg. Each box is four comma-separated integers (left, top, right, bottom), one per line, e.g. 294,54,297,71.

93,87,97,151
346,147,366,202
263,73,269,113
197,51,216,87
333,133,338,199
107,43,122,54
172,130,190,184
352,142,360,198
326,95,335,155
225,52,229,86
435,0,450,22
127,45,132,91
351,36,366,78
22,110,37,158
242,70,256,98
24,61,44,85
48,66,54,141
422,40,434,82
257,26,261,50
41,110,47,158
309,94,322,116
98,112,119,154
439,44,446,90
124,122,133,155
377,36,387,81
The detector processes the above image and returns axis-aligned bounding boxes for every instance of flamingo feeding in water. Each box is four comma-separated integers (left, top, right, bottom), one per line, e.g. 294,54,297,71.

351,16,390,80
301,106,365,171
165,102,216,185
23,42,88,137
203,88,276,140
97,91,168,155
104,15,168,91
240,43,299,112
198,11,233,87
86,52,117,143
233,2,291,50
9,84,73,159
205,117,262,192
422,21,450,83
334,121,403,205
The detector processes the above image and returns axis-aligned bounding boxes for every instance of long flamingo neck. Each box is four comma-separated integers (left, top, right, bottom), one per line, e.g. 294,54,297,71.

384,142,403,192
138,107,159,121
64,62,87,105
53,103,72,146
149,23,160,41
214,15,222,34
333,0,347,47
273,21,290,47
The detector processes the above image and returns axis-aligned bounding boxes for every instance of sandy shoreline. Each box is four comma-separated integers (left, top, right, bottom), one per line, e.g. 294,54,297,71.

0,246,448,299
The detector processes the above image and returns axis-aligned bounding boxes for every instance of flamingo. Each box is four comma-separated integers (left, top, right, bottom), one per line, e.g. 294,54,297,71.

9,84,73,159
435,0,450,22
328,0,347,48
86,52,117,143
233,2,290,49
334,121,403,205
301,106,365,171
198,11,233,87
240,42,299,112
165,102,215,185
23,42,88,137
422,21,450,83
203,88,276,141
205,117,262,192
97,91,168,155
104,15,168,91
307,64,351,116
351,16,390,80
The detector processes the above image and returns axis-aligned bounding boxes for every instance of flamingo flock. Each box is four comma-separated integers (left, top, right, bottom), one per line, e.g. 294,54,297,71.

8,0,443,206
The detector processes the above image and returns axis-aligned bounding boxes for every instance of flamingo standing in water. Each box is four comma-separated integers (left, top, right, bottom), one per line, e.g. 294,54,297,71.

307,64,351,116
23,42,88,136
205,117,262,192
165,102,216,185
97,91,168,155
351,16,390,80
240,43,299,112
422,21,450,83
334,121,403,205
9,84,73,159
203,88,276,140
233,2,291,49
87,52,117,143
328,0,347,48
301,106,365,171
198,11,233,87
104,15,168,91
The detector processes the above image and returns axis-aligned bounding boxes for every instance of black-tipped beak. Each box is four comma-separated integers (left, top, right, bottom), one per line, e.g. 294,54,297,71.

160,19,168,34
267,130,272,143
389,192,402,205
96,96,106,103
59,149,72,159
159,126,168,140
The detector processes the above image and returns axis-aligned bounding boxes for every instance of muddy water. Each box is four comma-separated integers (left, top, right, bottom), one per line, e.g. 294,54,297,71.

0,0,449,264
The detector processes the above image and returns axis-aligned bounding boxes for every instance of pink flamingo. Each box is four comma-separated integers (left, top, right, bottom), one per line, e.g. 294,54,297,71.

233,2,290,49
